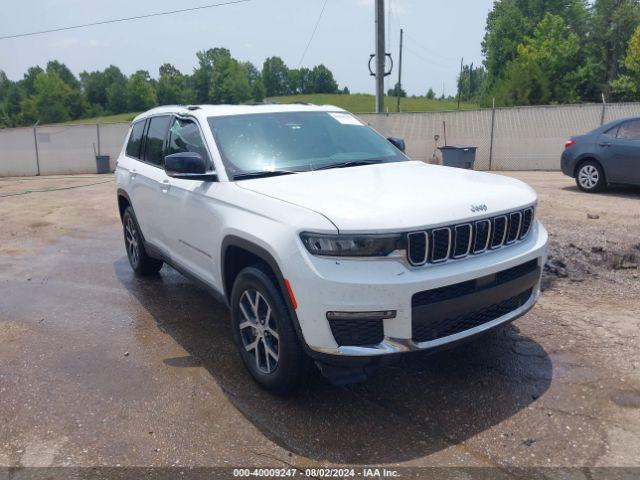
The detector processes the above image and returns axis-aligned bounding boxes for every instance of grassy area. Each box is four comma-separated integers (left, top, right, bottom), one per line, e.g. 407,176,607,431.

52,94,478,126
65,112,141,125
268,93,478,113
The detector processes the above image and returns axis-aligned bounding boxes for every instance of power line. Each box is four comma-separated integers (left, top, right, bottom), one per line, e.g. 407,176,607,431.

298,0,329,68
0,0,253,41
403,31,458,64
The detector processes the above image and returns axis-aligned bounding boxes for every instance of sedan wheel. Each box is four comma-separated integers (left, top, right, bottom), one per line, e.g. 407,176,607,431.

576,161,605,192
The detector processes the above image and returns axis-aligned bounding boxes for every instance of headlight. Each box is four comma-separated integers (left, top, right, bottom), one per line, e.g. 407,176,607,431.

300,233,405,257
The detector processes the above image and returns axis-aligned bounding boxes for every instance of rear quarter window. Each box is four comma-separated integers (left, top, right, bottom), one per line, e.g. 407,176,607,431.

125,121,146,158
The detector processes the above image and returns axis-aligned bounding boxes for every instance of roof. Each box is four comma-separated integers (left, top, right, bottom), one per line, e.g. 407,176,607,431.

132,103,346,123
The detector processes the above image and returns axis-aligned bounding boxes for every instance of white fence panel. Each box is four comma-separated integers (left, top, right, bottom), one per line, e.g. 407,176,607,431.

2,102,640,177
0,127,38,176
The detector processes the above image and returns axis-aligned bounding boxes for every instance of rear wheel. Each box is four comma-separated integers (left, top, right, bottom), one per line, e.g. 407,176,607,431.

122,207,163,276
230,265,306,394
576,160,606,193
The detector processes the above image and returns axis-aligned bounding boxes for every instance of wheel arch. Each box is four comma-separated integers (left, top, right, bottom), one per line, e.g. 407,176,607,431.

574,156,606,183
221,235,307,348
117,188,133,221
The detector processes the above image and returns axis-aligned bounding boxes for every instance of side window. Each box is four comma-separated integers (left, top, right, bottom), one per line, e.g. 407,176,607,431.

125,121,145,158
617,120,640,140
603,125,619,138
143,116,172,166
168,118,211,164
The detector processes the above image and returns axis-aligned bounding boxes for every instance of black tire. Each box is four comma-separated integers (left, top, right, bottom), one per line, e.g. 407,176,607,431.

576,160,606,193
230,264,306,394
122,206,164,276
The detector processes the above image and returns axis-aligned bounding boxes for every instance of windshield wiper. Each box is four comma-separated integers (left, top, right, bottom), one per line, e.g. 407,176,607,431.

233,170,300,181
313,160,383,171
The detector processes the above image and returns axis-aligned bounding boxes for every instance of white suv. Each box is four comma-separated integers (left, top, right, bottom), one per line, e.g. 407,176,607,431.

116,104,548,393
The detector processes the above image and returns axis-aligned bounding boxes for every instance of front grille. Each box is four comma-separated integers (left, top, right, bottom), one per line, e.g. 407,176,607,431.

412,289,533,343
329,319,384,347
406,207,535,266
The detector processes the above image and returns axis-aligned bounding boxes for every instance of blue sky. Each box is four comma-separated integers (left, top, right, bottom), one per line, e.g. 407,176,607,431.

0,0,494,96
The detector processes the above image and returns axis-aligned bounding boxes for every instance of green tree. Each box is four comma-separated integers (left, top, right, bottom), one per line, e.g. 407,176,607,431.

20,70,74,124
610,24,640,100
388,83,407,97
516,14,582,102
482,0,589,86
20,66,44,96
309,64,338,93
125,70,156,112
80,65,126,110
210,56,251,104
242,62,266,101
458,63,487,102
426,88,436,100
589,0,640,95
493,57,550,106
262,56,290,96
192,48,232,103
46,60,81,89
157,63,194,105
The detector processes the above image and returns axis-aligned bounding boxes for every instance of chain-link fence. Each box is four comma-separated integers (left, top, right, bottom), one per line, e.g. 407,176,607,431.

361,101,640,170
1,102,640,177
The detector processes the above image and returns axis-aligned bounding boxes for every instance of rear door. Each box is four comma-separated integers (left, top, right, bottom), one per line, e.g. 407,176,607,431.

128,115,172,250
602,119,640,185
161,116,222,288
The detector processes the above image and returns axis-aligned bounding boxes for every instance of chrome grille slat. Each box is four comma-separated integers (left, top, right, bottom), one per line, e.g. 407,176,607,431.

407,231,429,266
431,228,452,263
406,207,535,267
453,224,473,258
491,215,508,249
473,219,492,254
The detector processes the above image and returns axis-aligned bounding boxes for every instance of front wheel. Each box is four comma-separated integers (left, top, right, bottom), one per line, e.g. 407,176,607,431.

576,161,606,193
230,265,306,394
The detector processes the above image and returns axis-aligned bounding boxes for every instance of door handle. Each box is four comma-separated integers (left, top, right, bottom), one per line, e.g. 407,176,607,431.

130,168,137,180
160,179,171,193
599,142,612,147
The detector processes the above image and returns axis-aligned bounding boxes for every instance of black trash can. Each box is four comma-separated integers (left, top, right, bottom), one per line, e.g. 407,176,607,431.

96,155,110,174
438,145,477,169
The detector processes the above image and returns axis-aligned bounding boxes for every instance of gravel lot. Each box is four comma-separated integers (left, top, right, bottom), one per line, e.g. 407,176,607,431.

0,171,639,476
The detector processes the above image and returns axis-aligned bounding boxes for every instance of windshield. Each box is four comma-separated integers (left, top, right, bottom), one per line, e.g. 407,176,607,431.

207,111,407,179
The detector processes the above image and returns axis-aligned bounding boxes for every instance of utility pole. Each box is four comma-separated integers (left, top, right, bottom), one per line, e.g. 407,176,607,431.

396,28,404,113
375,0,385,113
457,57,463,110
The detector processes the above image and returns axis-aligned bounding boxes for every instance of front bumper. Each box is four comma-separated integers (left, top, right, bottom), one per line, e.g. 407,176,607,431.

286,220,548,358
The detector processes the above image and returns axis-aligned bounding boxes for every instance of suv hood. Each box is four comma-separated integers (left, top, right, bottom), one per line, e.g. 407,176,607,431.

236,161,537,232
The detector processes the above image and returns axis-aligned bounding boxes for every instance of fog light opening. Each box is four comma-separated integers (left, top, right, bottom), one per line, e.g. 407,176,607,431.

326,310,397,321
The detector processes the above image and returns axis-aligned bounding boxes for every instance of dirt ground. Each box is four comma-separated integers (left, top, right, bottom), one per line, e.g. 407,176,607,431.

0,171,639,477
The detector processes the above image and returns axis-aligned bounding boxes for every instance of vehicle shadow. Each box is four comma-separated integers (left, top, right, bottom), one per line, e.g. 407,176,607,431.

562,184,640,198
115,257,552,465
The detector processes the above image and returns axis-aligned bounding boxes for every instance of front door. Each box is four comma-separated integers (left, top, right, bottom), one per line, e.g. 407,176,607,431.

160,117,222,289
603,119,640,185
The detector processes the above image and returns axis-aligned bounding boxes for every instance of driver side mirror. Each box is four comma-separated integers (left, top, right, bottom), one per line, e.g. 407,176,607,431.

387,137,406,152
164,152,217,181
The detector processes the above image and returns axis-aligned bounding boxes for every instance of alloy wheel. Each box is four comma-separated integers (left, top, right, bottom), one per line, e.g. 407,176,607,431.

125,216,140,267
578,165,599,190
238,289,280,374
